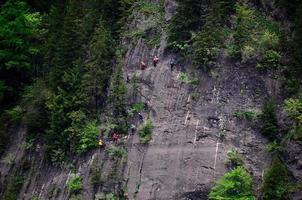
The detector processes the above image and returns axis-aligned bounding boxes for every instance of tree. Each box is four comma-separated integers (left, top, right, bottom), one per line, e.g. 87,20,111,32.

260,102,278,140
83,19,115,114
0,0,41,103
262,158,291,200
209,167,255,200
109,61,127,118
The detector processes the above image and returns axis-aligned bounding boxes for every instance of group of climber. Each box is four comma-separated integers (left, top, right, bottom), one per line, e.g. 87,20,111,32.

99,56,177,147
140,56,176,71
98,101,149,147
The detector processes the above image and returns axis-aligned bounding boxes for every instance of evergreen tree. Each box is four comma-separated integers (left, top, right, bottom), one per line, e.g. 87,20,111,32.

292,3,302,75
0,0,41,103
109,62,127,118
83,19,115,114
209,167,256,200
262,158,291,200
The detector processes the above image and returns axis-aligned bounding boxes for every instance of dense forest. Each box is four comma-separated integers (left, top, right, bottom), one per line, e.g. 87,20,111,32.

0,0,301,199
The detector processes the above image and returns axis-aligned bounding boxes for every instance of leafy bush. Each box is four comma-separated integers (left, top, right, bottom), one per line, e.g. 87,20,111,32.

95,192,118,200
232,3,282,68
129,102,145,116
106,145,126,159
257,50,281,69
178,73,199,85
260,102,278,140
227,149,244,168
262,158,291,200
0,115,9,156
22,79,50,139
77,121,99,154
2,175,25,200
285,94,302,124
285,93,302,140
138,118,153,144
209,167,255,200
67,174,83,194
5,106,24,123
125,0,164,47
266,141,282,153
192,28,226,70
90,168,102,187
233,110,259,121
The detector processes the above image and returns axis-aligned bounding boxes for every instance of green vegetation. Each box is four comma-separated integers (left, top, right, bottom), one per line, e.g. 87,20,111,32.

192,28,227,70
209,167,255,200
95,192,119,200
67,174,83,194
262,158,291,200
138,118,153,144
90,157,103,188
106,145,127,159
266,141,282,153
178,73,199,85
2,175,25,200
233,109,259,121
231,3,282,69
129,102,145,116
260,102,278,140
77,121,99,154
5,106,24,123
226,149,244,168
0,0,41,156
0,0,135,166
285,93,302,140
109,61,128,134
0,0,41,105
125,0,165,47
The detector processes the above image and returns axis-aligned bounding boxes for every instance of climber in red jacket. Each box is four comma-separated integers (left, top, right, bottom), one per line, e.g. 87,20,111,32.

153,55,159,67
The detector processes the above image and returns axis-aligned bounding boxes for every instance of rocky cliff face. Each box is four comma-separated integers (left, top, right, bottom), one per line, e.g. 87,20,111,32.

0,0,301,200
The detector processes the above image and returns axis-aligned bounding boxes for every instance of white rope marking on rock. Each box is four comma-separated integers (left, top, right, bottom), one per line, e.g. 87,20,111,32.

187,95,191,103
213,142,221,170
193,120,200,146
176,72,181,79
184,111,190,125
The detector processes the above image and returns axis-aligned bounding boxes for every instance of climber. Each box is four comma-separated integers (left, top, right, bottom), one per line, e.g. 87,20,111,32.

112,132,121,142
153,55,159,67
126,74,130,83
138,112,144,121
98,139,105,147
170,57,176,71
130,124,136,134
140,60,147,70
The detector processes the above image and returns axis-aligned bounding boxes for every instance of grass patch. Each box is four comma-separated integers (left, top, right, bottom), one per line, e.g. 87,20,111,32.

209,167,255,200
138,118,153,144
226,149,244,168
266,140,282,153
125,0,165,48
2,175,25,200
67,174,83,194
129,102,145,116
262,158,291,200
178,72,199,85
106,145,127,159
233,109,260,120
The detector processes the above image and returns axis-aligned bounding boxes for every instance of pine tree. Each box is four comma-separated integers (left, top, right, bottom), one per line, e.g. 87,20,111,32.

83,19,115,114
209,167,256,200
109,61,127,118
262,158,290,200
